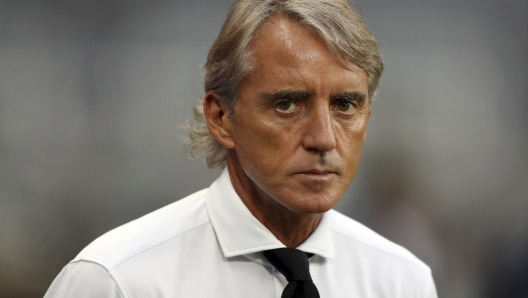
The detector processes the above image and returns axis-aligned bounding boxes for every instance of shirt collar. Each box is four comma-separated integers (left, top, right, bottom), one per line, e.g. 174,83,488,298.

206,168,335,259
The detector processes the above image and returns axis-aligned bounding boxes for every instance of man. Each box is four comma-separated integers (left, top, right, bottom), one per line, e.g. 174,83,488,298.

46,0,437,297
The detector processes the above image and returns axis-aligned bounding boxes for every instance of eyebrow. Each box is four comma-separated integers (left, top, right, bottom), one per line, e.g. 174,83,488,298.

261,90,368,104
331,92,367,103
262,91,311,101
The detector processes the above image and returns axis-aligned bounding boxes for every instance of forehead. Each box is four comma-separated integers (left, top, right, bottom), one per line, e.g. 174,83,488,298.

251,15,324,71
242,14,367,94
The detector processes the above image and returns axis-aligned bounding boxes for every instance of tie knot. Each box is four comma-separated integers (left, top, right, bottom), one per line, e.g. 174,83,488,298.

262,248,312,282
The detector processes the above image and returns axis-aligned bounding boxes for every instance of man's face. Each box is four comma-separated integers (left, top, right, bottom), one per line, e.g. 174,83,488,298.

228,15,370,214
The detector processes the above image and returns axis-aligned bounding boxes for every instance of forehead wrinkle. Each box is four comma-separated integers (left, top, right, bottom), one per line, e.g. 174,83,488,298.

250,15,369,97
247,15,368,98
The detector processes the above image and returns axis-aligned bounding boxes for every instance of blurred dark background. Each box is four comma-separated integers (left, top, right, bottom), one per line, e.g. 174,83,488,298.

1,0,527,297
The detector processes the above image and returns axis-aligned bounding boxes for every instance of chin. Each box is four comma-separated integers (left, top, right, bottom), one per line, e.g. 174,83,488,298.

279,193,339,215
276,178,347,214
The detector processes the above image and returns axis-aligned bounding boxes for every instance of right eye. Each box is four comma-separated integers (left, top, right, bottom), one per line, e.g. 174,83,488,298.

276,101,297,112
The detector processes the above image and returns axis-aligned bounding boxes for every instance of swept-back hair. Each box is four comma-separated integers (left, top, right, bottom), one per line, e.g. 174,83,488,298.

186,0,384,168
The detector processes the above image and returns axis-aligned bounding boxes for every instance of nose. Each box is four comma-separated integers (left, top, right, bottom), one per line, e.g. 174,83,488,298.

302,104,336,153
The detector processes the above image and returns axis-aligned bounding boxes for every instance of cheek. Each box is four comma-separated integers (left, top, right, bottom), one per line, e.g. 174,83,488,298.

336,119,368,164
336,115,363,137
232,117,291,171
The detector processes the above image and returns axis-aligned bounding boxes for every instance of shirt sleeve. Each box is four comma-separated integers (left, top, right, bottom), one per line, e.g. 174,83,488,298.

424,273,439,298
44,261,125,298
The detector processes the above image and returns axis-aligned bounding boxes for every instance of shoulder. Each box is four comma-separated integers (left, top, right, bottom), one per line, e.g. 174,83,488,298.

45,261,124,298
327,209,431,274
73,188,210,270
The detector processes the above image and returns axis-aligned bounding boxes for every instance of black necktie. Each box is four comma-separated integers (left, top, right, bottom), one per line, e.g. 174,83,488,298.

262,248,320,298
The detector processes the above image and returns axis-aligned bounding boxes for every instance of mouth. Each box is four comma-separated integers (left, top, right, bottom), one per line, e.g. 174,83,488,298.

299,169,334,175
294,169,337,180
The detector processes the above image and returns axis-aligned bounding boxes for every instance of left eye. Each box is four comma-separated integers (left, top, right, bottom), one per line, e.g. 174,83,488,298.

276,101,297,112
337,101,355,112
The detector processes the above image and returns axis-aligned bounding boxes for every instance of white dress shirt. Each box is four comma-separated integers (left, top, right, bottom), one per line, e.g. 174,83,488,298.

45,169,438,297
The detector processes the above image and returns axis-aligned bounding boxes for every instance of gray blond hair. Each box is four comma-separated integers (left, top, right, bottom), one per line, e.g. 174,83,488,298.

186,0,384,168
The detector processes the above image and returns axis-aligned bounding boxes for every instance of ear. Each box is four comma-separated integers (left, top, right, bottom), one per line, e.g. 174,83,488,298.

203,91,235,148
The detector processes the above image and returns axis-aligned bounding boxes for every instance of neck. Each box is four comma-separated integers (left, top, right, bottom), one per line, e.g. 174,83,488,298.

226,149,322,248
